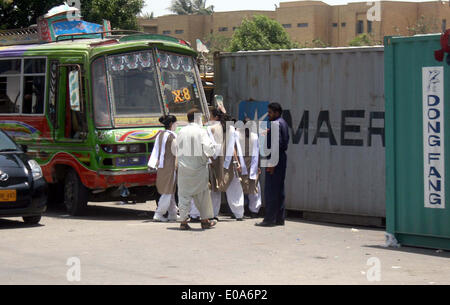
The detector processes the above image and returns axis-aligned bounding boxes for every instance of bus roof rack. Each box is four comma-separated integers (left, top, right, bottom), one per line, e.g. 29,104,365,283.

55,30,146,42
0,26,43,46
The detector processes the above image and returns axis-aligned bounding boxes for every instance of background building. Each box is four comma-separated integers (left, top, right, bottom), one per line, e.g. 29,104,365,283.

138,0,450,48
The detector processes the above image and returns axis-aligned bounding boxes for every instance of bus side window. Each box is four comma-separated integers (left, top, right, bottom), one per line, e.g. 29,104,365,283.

59,65,87,141
66,67,87,140
22,58,46,115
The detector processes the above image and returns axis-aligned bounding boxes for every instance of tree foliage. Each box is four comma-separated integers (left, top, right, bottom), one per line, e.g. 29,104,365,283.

0,0,61,29
0,0,145,30
228,15,297,52
349,33,376,46
169,0,214,15
82,0,145,30
203,33,231,53
406,15,438,36
299,39,329,48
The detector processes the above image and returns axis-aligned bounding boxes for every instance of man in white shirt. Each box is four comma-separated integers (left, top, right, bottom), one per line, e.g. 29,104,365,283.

177,108,218,230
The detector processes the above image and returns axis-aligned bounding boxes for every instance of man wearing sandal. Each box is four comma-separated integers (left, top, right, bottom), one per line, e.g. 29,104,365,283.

177,108,218,230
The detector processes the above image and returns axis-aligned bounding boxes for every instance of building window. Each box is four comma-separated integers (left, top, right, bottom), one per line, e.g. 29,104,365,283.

282,24,292,29
443,19,447,32
341,22,346,27
175,30,184,34
298,23,308,28
367,21,372,33
162,30,171,35
332,23,338,28
356,20,364,34
218,27,228,32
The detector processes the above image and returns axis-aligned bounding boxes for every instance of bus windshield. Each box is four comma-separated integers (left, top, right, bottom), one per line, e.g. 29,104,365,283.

92,49,204,128
158,51,203,114
107,51,163,122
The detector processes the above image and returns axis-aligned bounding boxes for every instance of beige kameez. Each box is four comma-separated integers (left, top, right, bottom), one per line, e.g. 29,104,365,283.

148,130,177,195
238,131,260,195
177,122,217,221
154,131,177,195
208,122,235,192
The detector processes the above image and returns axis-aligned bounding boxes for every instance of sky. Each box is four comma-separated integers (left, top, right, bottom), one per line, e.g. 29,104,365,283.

142,0,438,16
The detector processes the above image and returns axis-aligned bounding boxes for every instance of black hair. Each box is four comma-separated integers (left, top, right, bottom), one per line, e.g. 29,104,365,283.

210,107,222,119
268,102,283,114
243,117,251,138
159,115,177,130
187,108,202,123
219,113,239,134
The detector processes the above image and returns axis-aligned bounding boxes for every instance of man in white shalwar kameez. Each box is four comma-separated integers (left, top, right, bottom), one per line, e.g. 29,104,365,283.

177,109,218,230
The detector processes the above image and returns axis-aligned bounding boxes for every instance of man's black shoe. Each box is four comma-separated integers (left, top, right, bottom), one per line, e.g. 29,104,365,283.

250,212,260,219
255,221,275,227
276,221,285,226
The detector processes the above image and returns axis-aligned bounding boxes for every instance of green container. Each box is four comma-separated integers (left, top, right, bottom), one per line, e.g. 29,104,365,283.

385,34,450,250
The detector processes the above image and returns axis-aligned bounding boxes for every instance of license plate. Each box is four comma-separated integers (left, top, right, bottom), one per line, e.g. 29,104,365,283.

0,190,16,202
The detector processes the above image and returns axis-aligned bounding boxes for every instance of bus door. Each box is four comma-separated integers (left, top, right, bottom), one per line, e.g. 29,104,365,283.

53,64,88,142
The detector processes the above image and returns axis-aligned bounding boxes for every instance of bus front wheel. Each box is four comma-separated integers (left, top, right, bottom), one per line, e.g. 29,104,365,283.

64,169,88,216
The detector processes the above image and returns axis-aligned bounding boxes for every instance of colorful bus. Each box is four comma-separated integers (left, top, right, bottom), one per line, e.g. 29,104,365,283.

0,15,209,215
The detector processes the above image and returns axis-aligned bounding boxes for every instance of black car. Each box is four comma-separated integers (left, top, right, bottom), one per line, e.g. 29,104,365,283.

0,129,47,224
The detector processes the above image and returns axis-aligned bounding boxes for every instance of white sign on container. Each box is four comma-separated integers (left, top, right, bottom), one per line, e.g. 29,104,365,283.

423,66,445,209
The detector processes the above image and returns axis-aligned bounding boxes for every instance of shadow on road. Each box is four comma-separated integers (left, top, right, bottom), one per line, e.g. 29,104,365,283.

166,227,207,232
285,217,385,232
0,218,44,230
44,203,154,222
364,245,450,258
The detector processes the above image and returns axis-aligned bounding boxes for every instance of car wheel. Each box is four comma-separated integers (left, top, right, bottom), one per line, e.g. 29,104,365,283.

23,215,41,224
64,169,88,216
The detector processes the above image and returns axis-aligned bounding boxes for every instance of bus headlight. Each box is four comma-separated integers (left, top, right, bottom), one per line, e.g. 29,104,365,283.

116,157,128,166
129,144,141,153
117,145,128,153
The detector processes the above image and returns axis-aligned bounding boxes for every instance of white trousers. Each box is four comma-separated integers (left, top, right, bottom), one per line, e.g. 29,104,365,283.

247,182,262,213
190,176,245,219
155,194,178,218
212,175,245,219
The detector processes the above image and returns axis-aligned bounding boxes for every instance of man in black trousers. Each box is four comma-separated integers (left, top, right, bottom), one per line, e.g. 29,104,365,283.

256,103,290,227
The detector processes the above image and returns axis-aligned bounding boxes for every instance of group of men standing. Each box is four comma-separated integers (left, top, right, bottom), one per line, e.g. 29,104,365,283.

148,103,289,230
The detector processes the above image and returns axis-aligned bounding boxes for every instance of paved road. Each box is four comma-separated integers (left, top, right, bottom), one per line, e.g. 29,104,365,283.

0,202,449,285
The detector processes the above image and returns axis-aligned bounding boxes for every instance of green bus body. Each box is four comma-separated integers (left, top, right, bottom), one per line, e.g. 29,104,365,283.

0,34,209,214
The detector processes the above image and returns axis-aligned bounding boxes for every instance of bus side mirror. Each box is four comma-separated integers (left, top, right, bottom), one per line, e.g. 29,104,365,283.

69,69,81,112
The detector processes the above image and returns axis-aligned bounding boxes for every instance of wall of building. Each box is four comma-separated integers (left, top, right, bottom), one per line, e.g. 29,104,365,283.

138,1,450,48
211,11,275,38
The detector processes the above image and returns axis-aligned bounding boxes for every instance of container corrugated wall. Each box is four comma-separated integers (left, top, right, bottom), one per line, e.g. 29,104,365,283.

215,47,386,222
385,34,450,250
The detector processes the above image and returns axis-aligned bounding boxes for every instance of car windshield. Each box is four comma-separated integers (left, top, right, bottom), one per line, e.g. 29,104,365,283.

158,51,203,114
104,51,163,127
0,131,19,151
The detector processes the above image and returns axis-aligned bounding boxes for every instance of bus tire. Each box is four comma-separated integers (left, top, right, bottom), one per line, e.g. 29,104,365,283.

64,169,88,216
47,183,65,206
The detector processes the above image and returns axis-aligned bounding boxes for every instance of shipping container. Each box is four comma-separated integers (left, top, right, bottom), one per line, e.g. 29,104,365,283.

385,34,450,250
215,47,386,226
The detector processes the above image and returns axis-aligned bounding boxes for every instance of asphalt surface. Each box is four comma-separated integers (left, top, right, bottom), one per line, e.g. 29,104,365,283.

0,201,449,285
